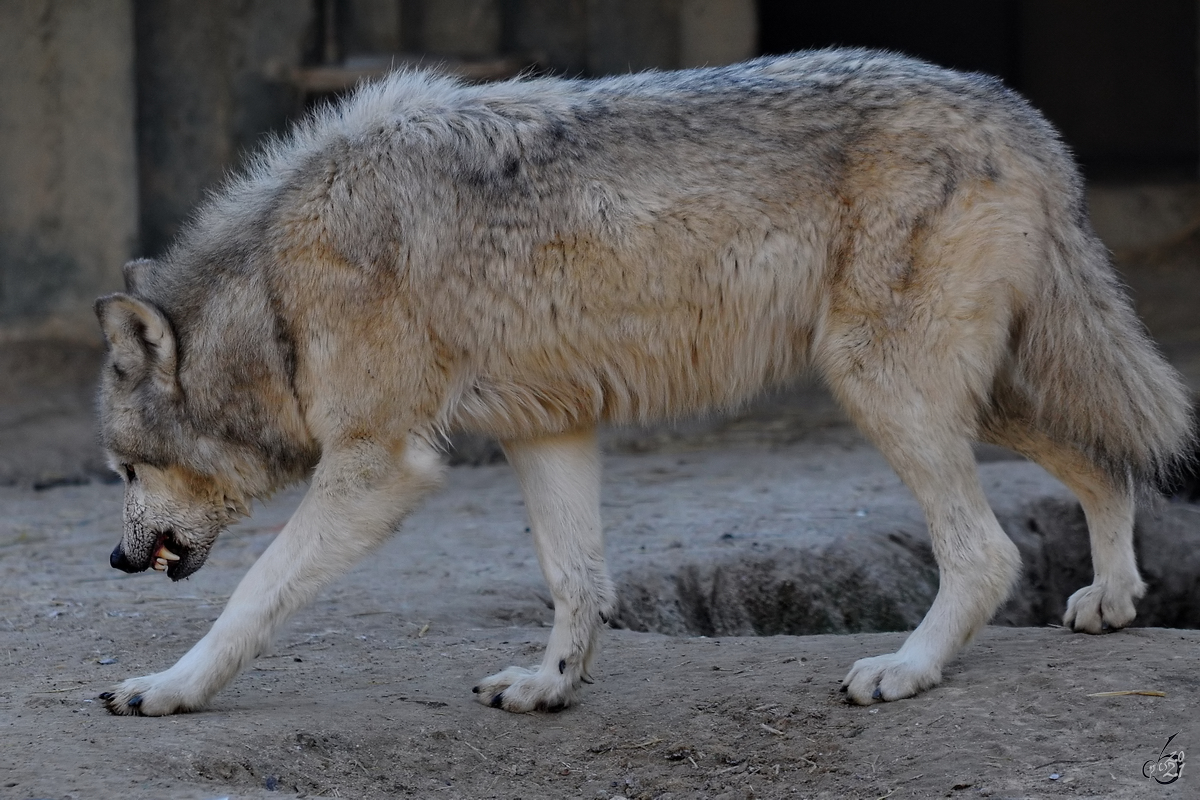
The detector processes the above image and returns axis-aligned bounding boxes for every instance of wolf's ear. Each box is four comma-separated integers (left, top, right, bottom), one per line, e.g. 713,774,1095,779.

121,258,158,293
95,293,178,386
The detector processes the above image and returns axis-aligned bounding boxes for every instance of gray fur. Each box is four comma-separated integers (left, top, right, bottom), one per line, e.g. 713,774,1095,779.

94,50,1192,716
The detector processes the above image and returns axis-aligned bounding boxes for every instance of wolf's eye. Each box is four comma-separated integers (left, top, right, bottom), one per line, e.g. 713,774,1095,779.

122,464,136,482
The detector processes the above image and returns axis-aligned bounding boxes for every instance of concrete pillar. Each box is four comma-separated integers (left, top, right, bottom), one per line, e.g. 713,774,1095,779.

135,0,313,256
0,0,138,342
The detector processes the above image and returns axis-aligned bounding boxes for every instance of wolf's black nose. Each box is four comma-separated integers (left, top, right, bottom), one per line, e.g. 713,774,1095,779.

109,543,139,573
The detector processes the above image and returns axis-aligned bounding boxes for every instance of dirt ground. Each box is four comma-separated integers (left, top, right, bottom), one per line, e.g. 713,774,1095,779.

2,437,1198,800
1,247,1199,799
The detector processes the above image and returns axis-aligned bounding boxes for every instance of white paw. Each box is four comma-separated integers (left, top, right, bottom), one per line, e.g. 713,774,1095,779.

472,665,578,712
1063,580,1141,634
99,672,204,716
840,653,941,705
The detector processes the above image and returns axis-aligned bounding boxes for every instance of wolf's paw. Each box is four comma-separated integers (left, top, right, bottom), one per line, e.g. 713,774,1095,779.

472,665,578,713
99,673,202,716
1063,580,1141,634
840,653,941,705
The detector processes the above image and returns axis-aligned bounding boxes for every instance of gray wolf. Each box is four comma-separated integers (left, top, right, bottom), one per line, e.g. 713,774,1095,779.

93,49,1193,715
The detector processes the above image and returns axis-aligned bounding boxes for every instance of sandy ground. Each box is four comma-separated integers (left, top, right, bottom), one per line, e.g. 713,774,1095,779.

2,437,1198,800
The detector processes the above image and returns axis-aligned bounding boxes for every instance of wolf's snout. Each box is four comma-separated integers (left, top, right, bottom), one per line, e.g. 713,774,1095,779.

108,532,186,576
109,543,142,573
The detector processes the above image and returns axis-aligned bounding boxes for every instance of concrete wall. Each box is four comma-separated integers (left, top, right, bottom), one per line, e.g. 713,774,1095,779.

135,0,315,256
1,0,1195,348
0,0,757,346
389,0,756,74
680,0,758,68
758,0,1199,180
1019,0,1198,179
0,0,138,343
135,0,756,255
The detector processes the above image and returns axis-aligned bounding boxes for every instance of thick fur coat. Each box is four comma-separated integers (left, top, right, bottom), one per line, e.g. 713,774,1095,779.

94,50,1192,715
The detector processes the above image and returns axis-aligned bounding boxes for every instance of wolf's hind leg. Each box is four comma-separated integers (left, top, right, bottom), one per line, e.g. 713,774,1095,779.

474,429,616,712
102,438,443,716
821,313,1021,704
838,423,1020,704
980,419,1144,633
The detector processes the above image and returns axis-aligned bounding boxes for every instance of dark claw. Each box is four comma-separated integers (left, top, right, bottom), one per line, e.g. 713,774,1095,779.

558,659,566,675
471,686,480,694
128,694,143,708
839,684,848,693
871,688,882,701
490,692,504,709
98,692,114,701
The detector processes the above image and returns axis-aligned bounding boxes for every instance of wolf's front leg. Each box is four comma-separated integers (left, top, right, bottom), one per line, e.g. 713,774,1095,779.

102,439,443,716
474,429,617,712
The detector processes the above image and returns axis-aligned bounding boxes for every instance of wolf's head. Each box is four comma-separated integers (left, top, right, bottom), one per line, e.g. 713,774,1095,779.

94,291,251,579
95,259,316,580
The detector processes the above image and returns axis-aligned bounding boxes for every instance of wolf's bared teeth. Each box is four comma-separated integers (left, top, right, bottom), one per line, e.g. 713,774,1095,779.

155,545,181,562
152,558,167,571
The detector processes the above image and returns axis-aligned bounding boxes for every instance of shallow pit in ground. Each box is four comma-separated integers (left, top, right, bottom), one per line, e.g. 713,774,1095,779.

610,494,1200,637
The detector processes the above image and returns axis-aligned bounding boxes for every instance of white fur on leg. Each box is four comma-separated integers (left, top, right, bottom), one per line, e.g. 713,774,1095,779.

1063,575,1144,634
100,625,257,716
474,429,616,712
976,424,1147,636
1061,479,1145,633
102,438,443,716
839,438,1022,705
841,653,941,705
472,664,578,713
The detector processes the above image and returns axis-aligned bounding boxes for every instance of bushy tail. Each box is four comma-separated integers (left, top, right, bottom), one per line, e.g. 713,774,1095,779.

1003,224,1195,489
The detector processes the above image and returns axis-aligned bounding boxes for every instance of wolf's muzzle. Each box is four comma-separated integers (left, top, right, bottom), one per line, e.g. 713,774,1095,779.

109,533,208,581
109,543,142,573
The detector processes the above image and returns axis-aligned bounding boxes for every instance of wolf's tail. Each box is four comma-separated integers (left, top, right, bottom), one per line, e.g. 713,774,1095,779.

999,221,1195,489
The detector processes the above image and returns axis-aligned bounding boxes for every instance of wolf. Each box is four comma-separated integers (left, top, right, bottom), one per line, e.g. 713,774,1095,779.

94,49,1192,715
